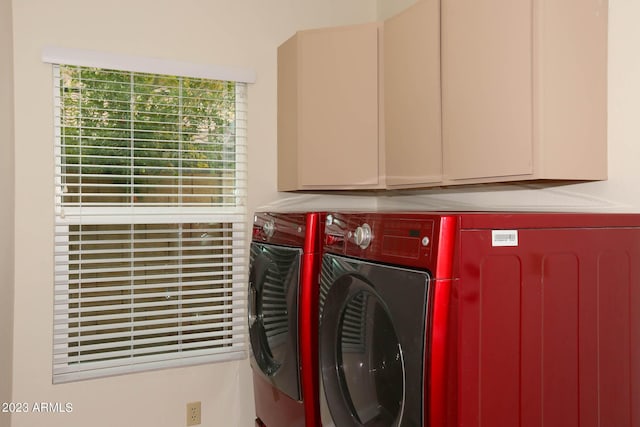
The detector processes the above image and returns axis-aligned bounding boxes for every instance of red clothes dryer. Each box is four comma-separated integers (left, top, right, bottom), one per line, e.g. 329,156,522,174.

249,212,323,427
319,212,640,427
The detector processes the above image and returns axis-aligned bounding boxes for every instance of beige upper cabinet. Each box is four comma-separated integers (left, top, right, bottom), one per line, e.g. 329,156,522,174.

277,0,608,191
384,0,442,188
441,0,608,184
277,23,383,191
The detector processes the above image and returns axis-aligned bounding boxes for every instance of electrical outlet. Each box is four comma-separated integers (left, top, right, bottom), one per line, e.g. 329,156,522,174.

186,401,201,426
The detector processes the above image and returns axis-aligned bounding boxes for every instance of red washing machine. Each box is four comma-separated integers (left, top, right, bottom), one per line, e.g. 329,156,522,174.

318,212,640,427
249,212,323,427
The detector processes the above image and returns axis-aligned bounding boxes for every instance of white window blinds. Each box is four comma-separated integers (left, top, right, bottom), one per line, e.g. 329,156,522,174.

52,63,248,383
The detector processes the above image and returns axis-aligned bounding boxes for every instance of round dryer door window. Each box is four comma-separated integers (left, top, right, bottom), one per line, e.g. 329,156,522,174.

319,254,430,427
321,275,405,427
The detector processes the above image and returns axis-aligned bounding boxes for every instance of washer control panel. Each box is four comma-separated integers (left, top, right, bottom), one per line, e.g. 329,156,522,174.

324,213,441,269
253,212,306,246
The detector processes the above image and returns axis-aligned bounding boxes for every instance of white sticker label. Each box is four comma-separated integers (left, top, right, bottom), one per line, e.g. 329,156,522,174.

492,230,518,247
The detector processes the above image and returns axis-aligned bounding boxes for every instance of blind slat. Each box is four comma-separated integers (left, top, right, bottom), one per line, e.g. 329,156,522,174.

54,294,246,315
54,336,247,362
55,268,243,286
56,287,244,302
54,302,246,328
54,319,247,349
54,245,241,257
53,345,246,374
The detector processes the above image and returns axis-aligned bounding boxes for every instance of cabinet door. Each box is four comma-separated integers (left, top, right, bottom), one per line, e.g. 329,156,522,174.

442,0,533,180
298,24,380,188
384,0,442,187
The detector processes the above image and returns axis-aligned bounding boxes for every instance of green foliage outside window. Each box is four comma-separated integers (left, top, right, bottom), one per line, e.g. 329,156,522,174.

59,66,239,206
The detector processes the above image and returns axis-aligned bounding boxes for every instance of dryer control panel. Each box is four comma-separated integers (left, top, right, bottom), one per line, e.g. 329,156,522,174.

324,212,450,270
253,212,307,246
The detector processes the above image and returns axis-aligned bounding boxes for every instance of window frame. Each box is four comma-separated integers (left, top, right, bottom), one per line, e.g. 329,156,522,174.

47,50,253,383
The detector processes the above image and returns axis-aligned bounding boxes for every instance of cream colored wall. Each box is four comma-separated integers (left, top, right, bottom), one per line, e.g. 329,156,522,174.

377,0,417,20
0,0,15,426
379,0,640,213
11,2,375,427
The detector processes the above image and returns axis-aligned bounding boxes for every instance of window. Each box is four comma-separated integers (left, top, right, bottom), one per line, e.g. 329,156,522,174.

51,61,249,383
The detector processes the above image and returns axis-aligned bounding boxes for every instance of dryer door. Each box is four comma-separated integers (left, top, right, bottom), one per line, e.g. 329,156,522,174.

319,254,430,427
248,242,302,400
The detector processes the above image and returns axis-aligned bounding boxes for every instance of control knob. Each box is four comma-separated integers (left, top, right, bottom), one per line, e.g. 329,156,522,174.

263,221,275,238
353,223,372,249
